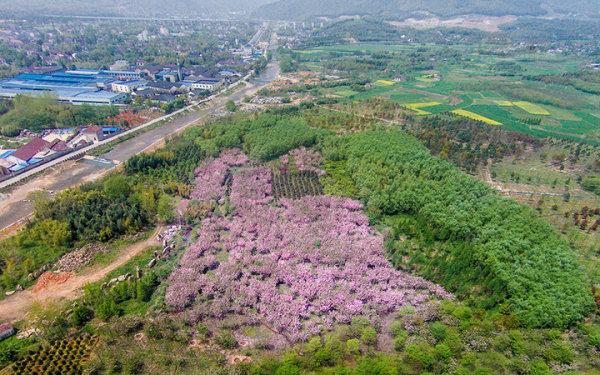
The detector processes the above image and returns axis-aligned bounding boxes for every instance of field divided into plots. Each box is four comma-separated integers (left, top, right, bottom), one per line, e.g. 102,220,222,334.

295,43,600,144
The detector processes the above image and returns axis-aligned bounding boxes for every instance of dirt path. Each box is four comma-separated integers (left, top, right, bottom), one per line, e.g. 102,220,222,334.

0,227,162,323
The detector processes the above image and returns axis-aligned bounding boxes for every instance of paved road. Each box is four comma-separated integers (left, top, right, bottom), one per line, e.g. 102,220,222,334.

0,61,279,232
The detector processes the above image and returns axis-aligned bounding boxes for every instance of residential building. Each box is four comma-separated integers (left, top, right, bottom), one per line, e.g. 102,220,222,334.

156,70,181,83
219,69,241,78
42,128,77,143
67,126,121,146
191,78,223,92
111,80,146,93
144,81,183,94
8,138,52,165
135,90,178,103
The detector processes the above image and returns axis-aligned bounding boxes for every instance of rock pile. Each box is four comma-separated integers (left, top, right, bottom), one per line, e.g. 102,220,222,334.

27,264,51,282
155,225,180,262
251,96,283,105
55,244,110,273
100,227,181,290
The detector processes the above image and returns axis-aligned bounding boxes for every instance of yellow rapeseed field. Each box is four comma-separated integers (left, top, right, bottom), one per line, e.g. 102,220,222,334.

452,109,502,125
405,102,441,115
374,79,395,86
513,101,551,115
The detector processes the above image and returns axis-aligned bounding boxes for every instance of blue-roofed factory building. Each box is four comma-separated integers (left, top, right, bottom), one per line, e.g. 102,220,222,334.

0,69,139,105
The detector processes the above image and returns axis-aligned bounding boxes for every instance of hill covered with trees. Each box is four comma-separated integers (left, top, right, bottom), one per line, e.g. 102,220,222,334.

255,0,599,20
0,0,274,18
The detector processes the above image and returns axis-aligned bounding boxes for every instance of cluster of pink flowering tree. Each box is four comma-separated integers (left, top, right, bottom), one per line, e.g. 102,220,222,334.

167,151,451,342
280,147,326,176
230,167,273,208
190,149,248,202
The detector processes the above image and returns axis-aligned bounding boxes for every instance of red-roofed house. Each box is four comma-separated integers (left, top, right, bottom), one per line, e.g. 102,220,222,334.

49,140,69,152
7,138,51,165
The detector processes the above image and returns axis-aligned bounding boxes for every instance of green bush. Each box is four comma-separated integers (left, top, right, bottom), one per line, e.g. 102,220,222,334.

243,118,325,161
434,343,452,360
530,359,552,375
345,339,360,355
393,331,409,352
136,273,159,302
543,341,574,364
429,322,448,342
122,354,144,375
581,175,600,195
360,327,378,347
70,305,94,327
405,342,436,370
274,363,301,375
215,331,238,349
96,298,122,321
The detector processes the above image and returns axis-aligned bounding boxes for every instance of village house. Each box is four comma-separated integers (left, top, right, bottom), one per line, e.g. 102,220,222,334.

7,138,52,166
42,128,77,143
191,78,223,92
111,80,146,93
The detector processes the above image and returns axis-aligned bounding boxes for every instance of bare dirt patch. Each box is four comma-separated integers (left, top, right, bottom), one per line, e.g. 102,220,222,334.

0,227,162,323
388,15,517,33
32,272,74,293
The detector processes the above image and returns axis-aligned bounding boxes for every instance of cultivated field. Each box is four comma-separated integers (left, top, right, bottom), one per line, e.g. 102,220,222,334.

291,43,600,144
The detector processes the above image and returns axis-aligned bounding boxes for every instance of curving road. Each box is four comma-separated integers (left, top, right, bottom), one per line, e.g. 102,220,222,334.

0,60,280,234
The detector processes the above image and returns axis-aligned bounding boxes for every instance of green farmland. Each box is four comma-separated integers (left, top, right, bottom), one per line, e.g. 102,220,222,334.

291,43,600,144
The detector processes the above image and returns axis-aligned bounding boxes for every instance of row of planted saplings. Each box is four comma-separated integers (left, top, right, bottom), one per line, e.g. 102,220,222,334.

272,172,323,199
9,334,97,375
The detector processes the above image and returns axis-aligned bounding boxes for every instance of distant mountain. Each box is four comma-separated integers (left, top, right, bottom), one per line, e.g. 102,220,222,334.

254,0,600,20
0,0,275,18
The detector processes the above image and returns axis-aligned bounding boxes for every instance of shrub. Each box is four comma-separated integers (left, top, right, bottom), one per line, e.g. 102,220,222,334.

156,194,176,223
435,343,452,360
306,337,322,353
136,273,159,302
275,363,301,375
389,321,405,338
243,117,325,161
429,322,448,342
544,341,574,364
393,331,409,352
345,339,360,356
144,321,163,340
122,355,144,375
405,342,436,370
196,323,211,341
582,176,600,196
589,333,600,348
215,331,238,349
114,316,144,336
360,327,378,347
70,306,94,327
530,359,552,375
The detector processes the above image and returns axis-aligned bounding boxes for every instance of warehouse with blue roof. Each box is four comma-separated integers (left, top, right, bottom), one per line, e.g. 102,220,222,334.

0,69,136,105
